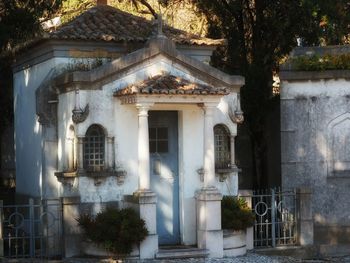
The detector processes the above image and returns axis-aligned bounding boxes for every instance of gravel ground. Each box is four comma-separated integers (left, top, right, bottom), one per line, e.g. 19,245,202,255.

62,252,350,263
1,253,350,263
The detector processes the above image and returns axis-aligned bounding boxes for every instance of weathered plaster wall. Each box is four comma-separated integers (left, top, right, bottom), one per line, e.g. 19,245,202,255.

281,78,350,245
56,57,239,245
13,57,69,198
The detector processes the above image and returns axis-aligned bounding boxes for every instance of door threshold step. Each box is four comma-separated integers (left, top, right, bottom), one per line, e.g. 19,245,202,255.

156,247,209,259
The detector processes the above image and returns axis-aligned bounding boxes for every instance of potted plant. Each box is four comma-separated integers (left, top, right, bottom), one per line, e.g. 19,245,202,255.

77,207,148,260
221,196,255,257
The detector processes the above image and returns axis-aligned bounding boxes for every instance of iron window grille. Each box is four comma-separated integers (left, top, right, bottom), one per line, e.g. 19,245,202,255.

214,124,231,170
84,125,105,172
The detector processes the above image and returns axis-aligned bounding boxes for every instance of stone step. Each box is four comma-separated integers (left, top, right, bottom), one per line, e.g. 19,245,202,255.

156,246,209,259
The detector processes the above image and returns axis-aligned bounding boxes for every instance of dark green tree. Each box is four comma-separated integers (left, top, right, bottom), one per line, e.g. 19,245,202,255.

191,0,350,188
0,0,62,176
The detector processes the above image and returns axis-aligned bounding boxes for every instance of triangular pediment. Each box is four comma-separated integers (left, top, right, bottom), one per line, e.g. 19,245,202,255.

53,37,244,94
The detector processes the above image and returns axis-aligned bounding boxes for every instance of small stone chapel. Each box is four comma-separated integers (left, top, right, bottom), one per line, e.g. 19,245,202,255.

13,3,244,258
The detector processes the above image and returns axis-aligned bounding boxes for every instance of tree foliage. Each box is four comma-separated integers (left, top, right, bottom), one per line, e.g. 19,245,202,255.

0,0,62,145
191,0,350,187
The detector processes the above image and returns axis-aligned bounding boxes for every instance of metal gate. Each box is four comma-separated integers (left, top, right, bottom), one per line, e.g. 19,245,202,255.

251,188,297,248
0,199,62,259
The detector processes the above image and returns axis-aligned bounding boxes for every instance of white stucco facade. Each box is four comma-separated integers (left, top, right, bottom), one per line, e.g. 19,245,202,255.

14,29,244,257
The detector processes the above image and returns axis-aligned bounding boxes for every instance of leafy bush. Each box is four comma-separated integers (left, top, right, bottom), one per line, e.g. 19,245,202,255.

77,207,148,256
291,54,350,71
221,196,255,231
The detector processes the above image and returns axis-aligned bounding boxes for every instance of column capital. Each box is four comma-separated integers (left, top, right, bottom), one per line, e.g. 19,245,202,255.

107,136,115,143
201,102,217,116
136,103,154,116
77,136,85,144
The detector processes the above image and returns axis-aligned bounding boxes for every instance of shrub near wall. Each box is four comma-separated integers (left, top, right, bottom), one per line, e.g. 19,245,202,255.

221,196,255,257
291,54,350,71
77,207,148,257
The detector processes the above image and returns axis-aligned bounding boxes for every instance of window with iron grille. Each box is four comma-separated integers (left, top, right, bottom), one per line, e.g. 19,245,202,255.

84,125,105,172
214,124,231,169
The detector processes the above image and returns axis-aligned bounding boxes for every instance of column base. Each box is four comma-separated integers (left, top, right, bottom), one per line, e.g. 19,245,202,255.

196,187,223,258
198,230,223,258
133,190,158,259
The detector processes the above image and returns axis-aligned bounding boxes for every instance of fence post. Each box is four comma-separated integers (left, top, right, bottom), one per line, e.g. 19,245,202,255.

0,200,3,257
238,190,254,250
297,188,313,245
29,198,35,257
271,189,276,247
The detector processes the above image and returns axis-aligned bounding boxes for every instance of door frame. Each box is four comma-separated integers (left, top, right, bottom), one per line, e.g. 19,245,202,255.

149,110,181,245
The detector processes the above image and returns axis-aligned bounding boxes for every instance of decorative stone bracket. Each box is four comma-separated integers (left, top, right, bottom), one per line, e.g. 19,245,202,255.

228,94,244,124
216,165,241,182
72,104,89,124
197,168,204,182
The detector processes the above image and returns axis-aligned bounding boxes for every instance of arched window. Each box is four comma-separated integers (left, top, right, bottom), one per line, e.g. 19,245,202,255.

214,124,231,170
84,125,105,172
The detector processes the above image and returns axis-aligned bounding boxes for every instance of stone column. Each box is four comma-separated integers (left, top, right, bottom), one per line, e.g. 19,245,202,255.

77,136,85,172
203,104,216,188
107,136,115,170
196,103,223,258
67,138,74,171
297,188,313,245
134,103,157,258
136,103,153,190
230,135,237,169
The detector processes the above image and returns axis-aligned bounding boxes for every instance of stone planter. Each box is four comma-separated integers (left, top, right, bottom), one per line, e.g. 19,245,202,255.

223,229,247,257
81,241,139,258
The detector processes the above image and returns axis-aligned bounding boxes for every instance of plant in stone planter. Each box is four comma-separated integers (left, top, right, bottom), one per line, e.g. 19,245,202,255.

222,196,255,231
77,207,148,257
221,196,255,257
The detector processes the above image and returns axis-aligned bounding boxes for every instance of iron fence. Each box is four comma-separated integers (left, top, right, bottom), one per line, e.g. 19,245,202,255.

249,188,297,248
0,199,62,259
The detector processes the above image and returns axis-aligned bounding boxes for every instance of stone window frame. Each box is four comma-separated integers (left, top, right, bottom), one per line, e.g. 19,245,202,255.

214,124,231,171
327,112,350,178
83,124,106,172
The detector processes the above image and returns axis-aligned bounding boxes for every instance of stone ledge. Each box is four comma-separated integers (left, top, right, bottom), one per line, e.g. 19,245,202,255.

280,70,350,81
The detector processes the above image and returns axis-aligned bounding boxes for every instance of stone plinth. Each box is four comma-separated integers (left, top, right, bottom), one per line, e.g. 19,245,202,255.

297,188,313,245
196,187,223,258
132,190,158,259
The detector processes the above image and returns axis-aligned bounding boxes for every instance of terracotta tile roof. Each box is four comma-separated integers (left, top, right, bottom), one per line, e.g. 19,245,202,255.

114,74,230,96
49,5,225,46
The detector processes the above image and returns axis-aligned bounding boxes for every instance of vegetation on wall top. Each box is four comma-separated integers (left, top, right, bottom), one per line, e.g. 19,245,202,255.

291,54,350,71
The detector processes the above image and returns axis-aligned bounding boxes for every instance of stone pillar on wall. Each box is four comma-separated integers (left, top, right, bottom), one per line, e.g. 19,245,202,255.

106,136,115,170
77,136,84,172
61,197,82,258
196,103,223,258
238,190,254,250
131,191,158,259
297,188,313,245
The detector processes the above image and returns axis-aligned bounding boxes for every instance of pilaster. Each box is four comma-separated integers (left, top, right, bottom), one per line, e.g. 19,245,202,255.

77,136,85,172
